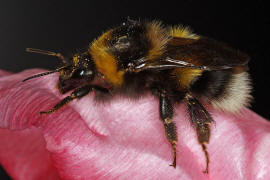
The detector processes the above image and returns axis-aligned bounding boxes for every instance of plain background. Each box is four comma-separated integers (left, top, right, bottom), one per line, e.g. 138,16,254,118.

0,0,269,179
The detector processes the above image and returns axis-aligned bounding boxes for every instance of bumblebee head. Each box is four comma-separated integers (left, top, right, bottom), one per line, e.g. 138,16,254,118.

22,50,96,93
57,53,95,93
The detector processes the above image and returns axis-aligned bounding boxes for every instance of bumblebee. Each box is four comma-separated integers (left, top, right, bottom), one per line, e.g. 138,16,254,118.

23,19,252,173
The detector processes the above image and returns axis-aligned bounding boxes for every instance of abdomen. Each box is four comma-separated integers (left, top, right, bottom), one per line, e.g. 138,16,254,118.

190,70,252,112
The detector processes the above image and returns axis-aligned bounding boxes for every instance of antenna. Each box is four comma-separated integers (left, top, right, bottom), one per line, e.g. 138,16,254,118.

26,48,67,63
22,66,68,82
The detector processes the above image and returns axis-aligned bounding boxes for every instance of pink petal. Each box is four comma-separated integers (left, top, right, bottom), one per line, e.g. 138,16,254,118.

0,128,60,180
0,69,270,180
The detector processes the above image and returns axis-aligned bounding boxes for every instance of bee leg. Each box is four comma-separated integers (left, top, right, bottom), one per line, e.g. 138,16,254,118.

39,85,108,115
159,90,178,168
185,93,213,174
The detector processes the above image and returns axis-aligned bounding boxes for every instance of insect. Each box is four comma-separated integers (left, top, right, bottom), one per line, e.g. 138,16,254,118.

23,19,252,173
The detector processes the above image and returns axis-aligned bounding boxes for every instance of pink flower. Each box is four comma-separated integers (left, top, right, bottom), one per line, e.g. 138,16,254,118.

0,69,270,180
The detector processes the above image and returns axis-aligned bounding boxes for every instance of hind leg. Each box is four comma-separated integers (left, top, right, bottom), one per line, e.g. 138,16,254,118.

185,93,213,173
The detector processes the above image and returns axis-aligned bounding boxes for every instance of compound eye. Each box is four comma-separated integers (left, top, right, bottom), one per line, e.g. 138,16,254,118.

73,69,94,79
82,70,94,77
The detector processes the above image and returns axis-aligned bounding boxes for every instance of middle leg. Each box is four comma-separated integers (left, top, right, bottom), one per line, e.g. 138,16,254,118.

159,90,178,168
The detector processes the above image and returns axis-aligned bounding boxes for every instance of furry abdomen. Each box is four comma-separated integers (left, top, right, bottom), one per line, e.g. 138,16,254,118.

190,70,252,112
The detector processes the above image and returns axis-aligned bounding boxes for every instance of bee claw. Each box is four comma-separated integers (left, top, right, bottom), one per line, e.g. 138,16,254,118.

169,163,176,168
39,110,53,115
203,169,209,174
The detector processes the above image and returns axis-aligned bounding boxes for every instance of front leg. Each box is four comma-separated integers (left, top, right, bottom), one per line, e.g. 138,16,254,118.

185,93,213,174
40,85,109,115
159,90,178,168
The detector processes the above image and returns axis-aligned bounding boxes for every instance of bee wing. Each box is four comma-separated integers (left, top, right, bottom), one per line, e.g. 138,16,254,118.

132,37,249,72
167,37,250,67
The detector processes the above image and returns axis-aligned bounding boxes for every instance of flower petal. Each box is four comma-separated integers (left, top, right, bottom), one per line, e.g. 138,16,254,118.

0,128,60,180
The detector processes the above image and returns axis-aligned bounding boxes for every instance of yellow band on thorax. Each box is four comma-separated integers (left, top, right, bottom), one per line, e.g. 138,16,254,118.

89,29,124,87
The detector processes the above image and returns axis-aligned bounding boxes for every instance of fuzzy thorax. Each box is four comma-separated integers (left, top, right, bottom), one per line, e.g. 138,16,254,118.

90,29,124,87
